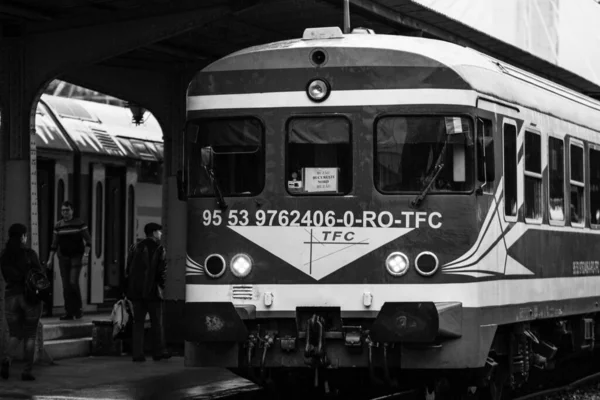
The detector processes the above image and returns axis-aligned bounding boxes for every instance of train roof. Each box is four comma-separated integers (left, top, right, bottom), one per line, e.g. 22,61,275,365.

38,94,164,161
201,27,600,133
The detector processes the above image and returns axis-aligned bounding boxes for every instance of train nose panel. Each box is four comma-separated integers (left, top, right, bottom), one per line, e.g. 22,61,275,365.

184,302,248,342
370,302,462,343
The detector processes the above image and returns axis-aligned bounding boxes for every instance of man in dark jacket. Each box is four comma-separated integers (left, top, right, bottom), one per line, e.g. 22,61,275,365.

125,222,169,362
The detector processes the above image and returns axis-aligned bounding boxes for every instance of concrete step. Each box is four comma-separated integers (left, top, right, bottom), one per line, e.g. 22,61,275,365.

44,338,92,360
43,321,93,341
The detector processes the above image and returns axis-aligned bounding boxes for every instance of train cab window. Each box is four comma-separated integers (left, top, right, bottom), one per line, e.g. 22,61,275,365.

589,147,600,226
548,137,565,222
524,131,542,222
570,142,585,226
503,123,518,218
286,117,351,195
375,116,473,193
56,179,65,219
187,117,264,197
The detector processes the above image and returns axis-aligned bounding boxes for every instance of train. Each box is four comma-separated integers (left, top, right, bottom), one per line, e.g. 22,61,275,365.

177,24,600,399
34,93,163,314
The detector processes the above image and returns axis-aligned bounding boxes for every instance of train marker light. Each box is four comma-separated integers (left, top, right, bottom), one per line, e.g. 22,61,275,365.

415,252,439,276
306,79,330,102
205,254,227,278
231,253,253,278
385,252,409,276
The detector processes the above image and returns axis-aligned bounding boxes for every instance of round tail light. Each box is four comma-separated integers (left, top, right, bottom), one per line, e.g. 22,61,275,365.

415,252,439,276
204,254,226,278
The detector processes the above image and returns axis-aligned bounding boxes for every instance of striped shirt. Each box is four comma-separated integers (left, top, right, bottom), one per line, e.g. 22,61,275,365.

50,218,92,257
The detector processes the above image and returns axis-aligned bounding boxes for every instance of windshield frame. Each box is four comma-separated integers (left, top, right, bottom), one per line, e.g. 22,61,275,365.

185,115,266,198
373,112,476,196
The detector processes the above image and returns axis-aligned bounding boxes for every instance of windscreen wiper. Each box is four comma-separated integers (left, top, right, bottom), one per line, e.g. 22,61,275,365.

203,166,228,210
410,141,448,208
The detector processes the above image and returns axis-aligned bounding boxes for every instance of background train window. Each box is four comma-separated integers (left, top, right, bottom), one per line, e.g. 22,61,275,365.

589,148,600,225
524,131,542,221
187,117,264,197
286,117,351,195
138,160,163,184
95,182,103,258
570,143,584,225
375,116,473,193
503,123,518,217
56,178,65,218
128,185,135,249
548,137,565,221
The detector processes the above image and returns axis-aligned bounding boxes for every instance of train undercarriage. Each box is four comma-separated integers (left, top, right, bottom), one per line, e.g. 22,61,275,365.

185,302,600,399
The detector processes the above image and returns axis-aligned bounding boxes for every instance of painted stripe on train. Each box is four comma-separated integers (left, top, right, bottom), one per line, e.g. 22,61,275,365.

187,89,476,111
186,277,600,310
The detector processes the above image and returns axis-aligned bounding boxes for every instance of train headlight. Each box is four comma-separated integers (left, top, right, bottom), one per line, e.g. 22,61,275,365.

205,254,227,278
385,252,409,276
230,254,253,278
415,252,439,277
306,79,330,102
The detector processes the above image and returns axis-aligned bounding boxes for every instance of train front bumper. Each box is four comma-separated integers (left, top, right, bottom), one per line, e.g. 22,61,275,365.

182,301,483,370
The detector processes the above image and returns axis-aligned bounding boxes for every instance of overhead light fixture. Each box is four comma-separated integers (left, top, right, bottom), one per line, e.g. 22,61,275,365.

127,102,147,125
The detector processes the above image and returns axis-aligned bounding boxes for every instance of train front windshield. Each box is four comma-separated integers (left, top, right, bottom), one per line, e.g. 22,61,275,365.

375,116,474,193
187,117,265,197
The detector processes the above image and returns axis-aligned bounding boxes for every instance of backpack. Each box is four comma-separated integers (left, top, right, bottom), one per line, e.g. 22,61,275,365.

25,268,52,304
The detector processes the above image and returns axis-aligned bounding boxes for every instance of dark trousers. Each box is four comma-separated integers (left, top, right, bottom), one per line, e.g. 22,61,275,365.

131,300,165,358
3,294,42,373
58,255,83,316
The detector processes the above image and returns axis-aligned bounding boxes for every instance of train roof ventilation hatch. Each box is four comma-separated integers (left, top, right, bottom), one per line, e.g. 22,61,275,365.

91,128,121,155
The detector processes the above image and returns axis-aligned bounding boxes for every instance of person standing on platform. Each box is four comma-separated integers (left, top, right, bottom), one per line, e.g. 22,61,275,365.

46,201,92,320
0,223,45,381
125,222,170,362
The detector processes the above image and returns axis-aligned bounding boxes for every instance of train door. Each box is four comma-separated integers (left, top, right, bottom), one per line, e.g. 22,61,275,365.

104,166,126,304
52,162,69,309
90,164,105,304
37,159,54,315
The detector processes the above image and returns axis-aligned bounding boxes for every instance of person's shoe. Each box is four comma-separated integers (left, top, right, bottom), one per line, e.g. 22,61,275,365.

132,356,146,362
59,314,74,321
21,372,35,381
1,360,9,379
74,312,83,320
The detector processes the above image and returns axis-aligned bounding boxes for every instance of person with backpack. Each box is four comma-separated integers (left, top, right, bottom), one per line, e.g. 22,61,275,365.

125,222,170,362
46,201,92,320
0,223,47,381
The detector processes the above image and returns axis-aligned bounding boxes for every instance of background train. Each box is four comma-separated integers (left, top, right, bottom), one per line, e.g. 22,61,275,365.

34,93,163,314
178,25,600,398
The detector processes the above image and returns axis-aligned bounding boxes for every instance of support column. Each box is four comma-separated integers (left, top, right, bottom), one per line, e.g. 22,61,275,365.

0,40,47,355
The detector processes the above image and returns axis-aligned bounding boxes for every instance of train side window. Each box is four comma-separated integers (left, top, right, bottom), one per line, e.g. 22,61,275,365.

503,122,518,218
476,118,494,193
548,137,565,222
524,131,542,222
589,147,600,226
286,117,351,195
570,142,585,226
95,182,103,258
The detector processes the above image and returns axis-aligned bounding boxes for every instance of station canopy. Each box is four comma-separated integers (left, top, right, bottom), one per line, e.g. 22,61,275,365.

2,0,600,100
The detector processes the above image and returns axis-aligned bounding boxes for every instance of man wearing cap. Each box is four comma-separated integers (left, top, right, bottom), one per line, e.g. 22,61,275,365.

124,222,170,362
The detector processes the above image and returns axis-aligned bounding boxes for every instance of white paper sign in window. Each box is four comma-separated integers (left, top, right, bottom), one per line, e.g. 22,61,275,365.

304,167,339,193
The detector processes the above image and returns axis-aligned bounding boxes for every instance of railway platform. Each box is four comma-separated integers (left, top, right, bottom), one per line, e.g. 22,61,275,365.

0,356,258,400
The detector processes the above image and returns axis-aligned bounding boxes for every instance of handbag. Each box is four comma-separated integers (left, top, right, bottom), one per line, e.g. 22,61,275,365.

25,268,52,304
